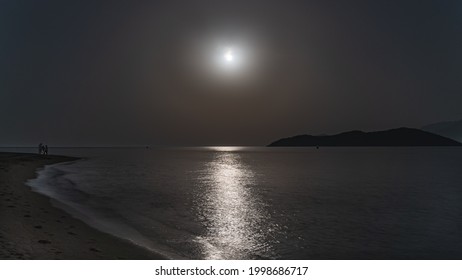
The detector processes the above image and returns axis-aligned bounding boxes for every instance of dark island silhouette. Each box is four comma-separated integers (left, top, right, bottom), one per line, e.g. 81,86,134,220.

268,127,462,147
422,119,462,143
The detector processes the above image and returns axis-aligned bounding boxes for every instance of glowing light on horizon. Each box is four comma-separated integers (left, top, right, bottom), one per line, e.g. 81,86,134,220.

208,146,243,152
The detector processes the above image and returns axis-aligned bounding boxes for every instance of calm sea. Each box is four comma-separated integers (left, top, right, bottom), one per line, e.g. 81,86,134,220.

3,147,462,259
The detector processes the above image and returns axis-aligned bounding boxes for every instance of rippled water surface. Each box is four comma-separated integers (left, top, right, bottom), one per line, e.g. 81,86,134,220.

3,147,462,259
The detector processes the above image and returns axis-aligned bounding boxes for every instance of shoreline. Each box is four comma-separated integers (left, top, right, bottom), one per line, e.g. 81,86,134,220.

0,152,165,259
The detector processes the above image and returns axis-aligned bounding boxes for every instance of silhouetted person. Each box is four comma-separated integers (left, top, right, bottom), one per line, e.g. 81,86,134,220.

38,143,43,155
44,145,48,155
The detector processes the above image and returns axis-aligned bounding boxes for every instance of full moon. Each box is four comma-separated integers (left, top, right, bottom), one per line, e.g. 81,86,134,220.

224,50,234,62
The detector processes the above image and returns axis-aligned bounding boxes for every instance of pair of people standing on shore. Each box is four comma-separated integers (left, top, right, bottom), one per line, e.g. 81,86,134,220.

38,143,48,155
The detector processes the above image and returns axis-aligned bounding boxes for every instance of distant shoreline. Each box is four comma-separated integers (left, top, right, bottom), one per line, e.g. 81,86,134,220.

0,152,164,259
268,127,462,147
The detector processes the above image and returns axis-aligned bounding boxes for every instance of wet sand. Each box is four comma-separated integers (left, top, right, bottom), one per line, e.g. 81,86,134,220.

0,152,165,259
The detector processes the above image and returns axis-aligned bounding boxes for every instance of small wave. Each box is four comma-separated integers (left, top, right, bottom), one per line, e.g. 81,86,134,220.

26,161,179,259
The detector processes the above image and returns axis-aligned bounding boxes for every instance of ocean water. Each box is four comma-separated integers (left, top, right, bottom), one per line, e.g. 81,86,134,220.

4,147,462,259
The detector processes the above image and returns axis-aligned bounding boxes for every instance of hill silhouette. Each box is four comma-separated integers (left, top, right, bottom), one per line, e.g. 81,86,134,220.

422,119,462,143
268,127,462,147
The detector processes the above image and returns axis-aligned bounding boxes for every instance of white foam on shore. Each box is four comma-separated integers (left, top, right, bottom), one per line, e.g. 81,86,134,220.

26,162,181,260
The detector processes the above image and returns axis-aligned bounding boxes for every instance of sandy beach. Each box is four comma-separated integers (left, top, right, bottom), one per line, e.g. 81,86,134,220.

0,152,164,259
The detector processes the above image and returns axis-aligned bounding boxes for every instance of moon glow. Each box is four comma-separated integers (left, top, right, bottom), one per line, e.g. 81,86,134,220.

224,50,234,62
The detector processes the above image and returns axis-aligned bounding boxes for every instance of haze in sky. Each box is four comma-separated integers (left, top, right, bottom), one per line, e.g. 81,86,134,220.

1,0,461,146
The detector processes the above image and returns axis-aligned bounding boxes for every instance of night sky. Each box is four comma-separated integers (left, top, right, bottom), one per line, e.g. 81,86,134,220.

1,0,461,146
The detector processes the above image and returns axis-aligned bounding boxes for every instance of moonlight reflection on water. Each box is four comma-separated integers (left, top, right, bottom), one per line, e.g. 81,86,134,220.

194,151,276,259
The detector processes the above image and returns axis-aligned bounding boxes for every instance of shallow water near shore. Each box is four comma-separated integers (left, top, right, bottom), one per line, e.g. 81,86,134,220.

3,147,462,259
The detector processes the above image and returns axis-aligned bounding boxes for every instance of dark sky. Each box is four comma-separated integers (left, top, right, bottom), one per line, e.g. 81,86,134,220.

1,0,461,146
